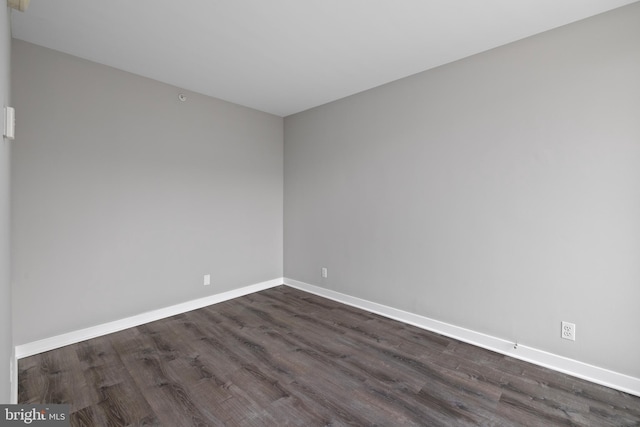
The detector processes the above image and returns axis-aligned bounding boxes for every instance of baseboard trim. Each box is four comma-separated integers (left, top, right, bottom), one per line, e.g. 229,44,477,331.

14,278,283,360
283,278,640,398
13,276,640,399
10,352,17,404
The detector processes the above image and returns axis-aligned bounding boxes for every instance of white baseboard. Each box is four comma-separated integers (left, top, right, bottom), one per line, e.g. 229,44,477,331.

283,278,640,398
14,278,283,360
13,276,640,401
10,352,17,404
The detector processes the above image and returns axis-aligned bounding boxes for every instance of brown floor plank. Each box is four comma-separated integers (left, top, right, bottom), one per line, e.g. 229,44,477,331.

20,345,93,409
19,285,640,426
69,406,104,427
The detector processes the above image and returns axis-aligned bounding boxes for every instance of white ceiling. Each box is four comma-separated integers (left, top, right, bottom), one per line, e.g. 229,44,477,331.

10,0,638,117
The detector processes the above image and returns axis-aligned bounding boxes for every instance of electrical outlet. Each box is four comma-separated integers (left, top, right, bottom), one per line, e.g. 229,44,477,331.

561,321,576,341
204,274,211,286
321,267,328,278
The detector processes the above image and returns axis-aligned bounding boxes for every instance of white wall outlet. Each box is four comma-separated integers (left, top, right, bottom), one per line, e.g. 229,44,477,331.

561,321,576,341
321,267,328,278
204,274,211,286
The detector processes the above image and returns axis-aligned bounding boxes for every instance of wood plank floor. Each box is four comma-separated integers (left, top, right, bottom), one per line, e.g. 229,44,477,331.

19,285,640,426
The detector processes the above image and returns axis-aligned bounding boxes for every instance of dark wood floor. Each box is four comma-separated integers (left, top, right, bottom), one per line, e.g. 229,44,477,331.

19,286,640,426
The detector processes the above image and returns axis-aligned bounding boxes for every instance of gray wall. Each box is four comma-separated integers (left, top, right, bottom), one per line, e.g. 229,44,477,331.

11,40,283,345
284,3,640,378
1,2,12,403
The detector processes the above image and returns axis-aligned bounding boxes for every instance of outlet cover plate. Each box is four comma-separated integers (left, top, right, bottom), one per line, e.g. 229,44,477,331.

561,321,576,341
